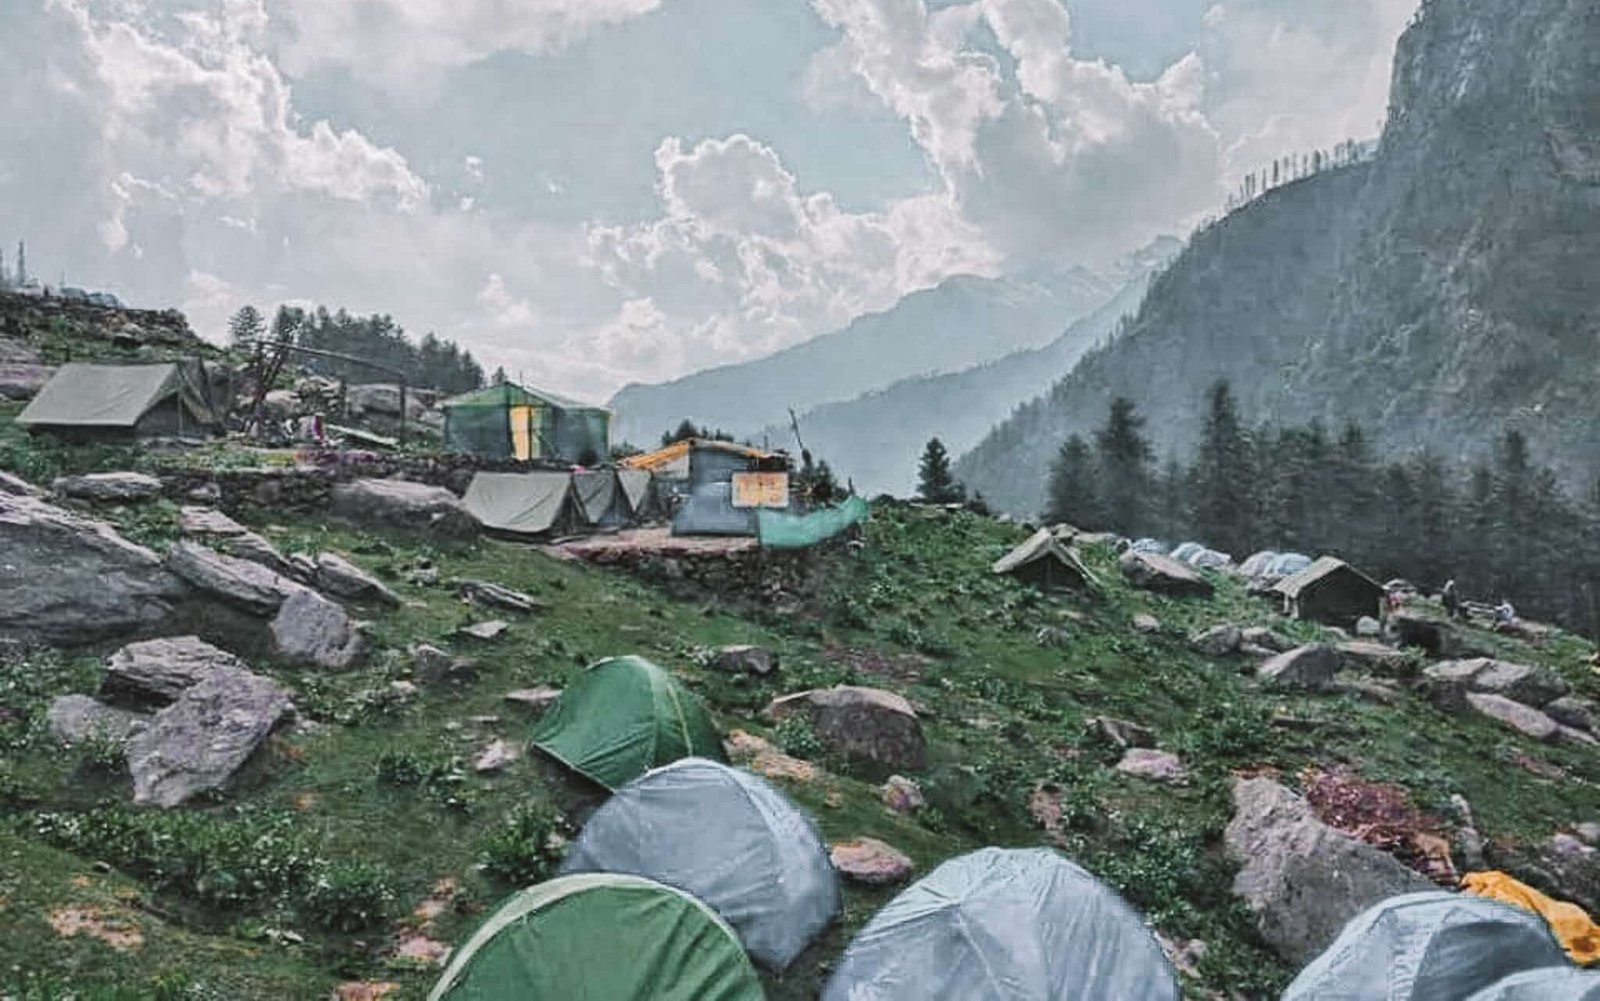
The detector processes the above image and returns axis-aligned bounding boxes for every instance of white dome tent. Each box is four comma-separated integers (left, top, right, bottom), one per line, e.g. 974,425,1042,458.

1465,967,1600,1000
561,757,838,970
823,847,1179,1000
1281,892,1569,1001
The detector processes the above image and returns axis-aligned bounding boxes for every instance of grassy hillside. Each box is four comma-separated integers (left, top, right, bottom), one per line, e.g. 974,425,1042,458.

3,424,1599,998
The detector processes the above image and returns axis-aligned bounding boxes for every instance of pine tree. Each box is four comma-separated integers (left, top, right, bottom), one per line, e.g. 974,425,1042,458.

271,305,305,345
1189,381,1254,556
917,438,965,504
1093,397,1154,536
491,366,508,386
227,305,266,347
1044,434,1103,529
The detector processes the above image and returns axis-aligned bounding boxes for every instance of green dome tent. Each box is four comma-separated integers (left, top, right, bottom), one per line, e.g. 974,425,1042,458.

823,847,1179,1000
530,656,724,790
1282,892,1568,1001
428,872,765,1001
562,757,839,970
1465,968,1600,1000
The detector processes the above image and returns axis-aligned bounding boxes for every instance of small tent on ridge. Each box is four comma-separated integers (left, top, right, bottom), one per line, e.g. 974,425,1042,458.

461,471,582,540
562,757,838,970
1281,891,1568,1001
427,872,763,1001
529,655,724,790
992,527,1096,591
20,361,227,441
572,469,632,529
823,847,1179,1000
1272,555,1385,627
1464,968,1600,1000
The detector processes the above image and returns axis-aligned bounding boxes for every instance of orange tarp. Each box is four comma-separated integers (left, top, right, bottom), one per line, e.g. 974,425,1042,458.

1463,870,1600,965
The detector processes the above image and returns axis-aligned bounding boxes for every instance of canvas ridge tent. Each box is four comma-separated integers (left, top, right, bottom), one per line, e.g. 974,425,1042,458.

824,847,1180,1000
573,469,631,529
992,527,1097,591
462,471,582,540
19,360,227,441
1282,892,1569,1001
428,872,764,1001
562,757,839,969
530,656,725,790
1272,556,1385,626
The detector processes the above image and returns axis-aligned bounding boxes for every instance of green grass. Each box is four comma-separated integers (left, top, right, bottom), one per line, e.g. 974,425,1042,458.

2,432,1599,999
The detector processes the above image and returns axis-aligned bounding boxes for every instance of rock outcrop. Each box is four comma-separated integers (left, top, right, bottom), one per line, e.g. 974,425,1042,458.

1258,645,1340,692
0,492,183,646
103,635,249,704
270,589,364,670
52,472,164,504
315,553,400,607
1224,777,1434,963
47,695,150,747
329,479,479,539
126,667,293,807
165,540,303,615
764,686,927,771
1119,551,1214,598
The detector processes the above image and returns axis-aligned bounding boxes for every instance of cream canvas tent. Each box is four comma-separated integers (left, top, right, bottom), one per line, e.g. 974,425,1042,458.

19,361,227,441
618,469,656,520
461,471,581,539
573,469,631,529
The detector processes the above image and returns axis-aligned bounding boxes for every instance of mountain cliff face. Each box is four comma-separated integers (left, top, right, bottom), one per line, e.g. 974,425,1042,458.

606,270,1119,448
957,0,1600,516
766,270,1155,497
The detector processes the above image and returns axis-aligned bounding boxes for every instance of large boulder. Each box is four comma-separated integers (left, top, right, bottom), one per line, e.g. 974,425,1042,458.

0,492,183,647
1463,692,1559,742
329,479,479,539
764,685,927,771
0,470,44,497
174,507,296,577
177,506,247,537
830,838,914,885
47,694,150,747
1390,610,1468,658
165,540,303,615
1241,626,1294,653
1119,550,1214,598
1115,748,1188,785
1191,624,1243,657
126,667,293,808
1546,696,1596,733
1423,658,1570,708
315,553,400,607
103,636,249,704
710,645,778,676
1505,833,1600,914
270,589,364,670
1336,640,1412,676
1224,777,1435,964
0,362,55,400
52,472,164,505
1258,645,1341,692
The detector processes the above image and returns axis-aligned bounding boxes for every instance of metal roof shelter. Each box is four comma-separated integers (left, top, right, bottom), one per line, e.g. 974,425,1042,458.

19,361,226,441
442,382,611,463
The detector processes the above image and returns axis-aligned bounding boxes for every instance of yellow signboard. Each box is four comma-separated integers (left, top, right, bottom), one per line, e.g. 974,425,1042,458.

732,472,790,509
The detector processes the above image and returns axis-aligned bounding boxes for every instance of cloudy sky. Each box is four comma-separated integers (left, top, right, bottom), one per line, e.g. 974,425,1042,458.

0,0,1416,400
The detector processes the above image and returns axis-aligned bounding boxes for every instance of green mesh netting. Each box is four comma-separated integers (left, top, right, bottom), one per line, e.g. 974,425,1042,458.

757,496,869,550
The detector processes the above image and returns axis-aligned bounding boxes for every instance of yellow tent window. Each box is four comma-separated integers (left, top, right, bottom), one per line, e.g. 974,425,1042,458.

510,405,542,461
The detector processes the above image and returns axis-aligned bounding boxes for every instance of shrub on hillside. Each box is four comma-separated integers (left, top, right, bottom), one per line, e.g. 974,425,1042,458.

478,802,569,887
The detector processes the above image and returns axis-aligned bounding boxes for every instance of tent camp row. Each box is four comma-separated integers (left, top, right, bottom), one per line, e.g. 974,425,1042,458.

432,654,1600,999
462,469,655,539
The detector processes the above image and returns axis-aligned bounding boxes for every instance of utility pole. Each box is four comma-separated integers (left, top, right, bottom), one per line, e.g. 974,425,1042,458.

16,241,26,286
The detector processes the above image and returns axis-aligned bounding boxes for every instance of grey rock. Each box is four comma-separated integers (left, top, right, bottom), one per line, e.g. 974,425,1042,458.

126,667,293,808
1336,640,1411,676
1241,627,1295,653
177,506,247,537
1085,716,1156,750
710,645,778,676
473,739,521,774
1258,645,1341,692
0,338,40,363
1116,748,1188,785
1355,616,1382,638
1464,692,1558,742
217,531,299,577
1425,658,1570,708
1575,822,1600,847
1191,624,1243,657
329,479,479,539
1131,613,1162,634
0,470,43,497
765,685,927,771
166,540,303,615
103,635,248,704
1239,643,1278,659
1332,678,1403,705
830,838,913,885
410,643,478,685
457,579,541,614
458,620,509,641
0,362,56,400
52,471,164,504
504,687,562,713
1390,611,1467,658
1546,696,1596,732
315,552,400,607
881,775,925,814
47,695,149,746
1118,550,1214,598
1509,833,1600,914
270,589,364,670
0,493,183,647
1557,725,1599,748
1224,777,1434,964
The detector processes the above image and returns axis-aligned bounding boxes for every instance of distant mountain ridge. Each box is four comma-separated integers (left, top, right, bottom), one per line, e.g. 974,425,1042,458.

607,265,1129,448
956,0,1600,516
766,265,1164,497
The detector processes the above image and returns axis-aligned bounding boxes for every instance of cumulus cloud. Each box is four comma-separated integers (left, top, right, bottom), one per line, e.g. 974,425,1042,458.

273,0,664,94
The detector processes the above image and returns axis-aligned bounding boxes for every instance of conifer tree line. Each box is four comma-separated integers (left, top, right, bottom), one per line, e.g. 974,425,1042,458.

1046,381,1600,635
230,304,485,395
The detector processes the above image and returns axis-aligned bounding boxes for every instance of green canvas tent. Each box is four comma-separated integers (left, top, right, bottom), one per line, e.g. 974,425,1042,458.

530,656,725,789
428,872,765,1001
19,361,226,441
462,471,581,539
442,382,611,463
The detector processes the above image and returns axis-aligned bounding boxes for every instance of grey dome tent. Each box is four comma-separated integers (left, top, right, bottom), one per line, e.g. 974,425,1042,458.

562,757,838,969
823,847,1179,1001
1465,967,1600,1000
1281,892,1568,1001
